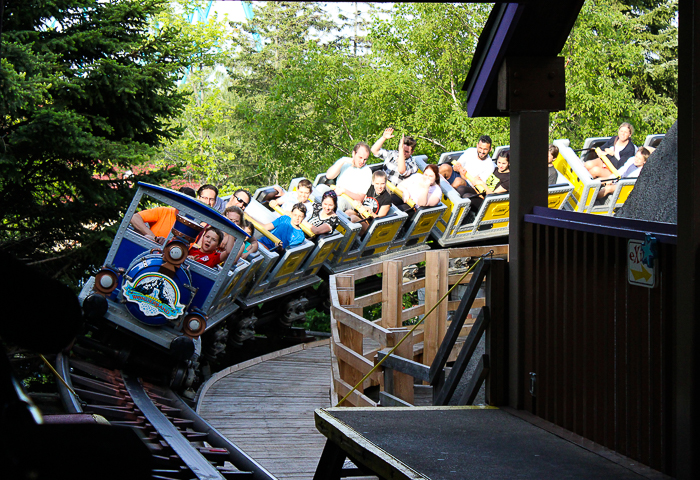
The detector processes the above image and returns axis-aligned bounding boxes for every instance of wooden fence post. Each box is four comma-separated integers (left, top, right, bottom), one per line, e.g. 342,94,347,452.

336,274,364,396
424,250,449,366
381,260,403,328
389,328,414,405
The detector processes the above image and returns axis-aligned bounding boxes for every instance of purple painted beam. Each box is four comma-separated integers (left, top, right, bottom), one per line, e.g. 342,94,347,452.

467,3,524,117
525,206,677,244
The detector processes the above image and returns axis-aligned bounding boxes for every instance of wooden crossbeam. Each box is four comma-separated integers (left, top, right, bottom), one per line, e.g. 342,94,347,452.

433,307,490,406
376,350,430,382
458,354,490,405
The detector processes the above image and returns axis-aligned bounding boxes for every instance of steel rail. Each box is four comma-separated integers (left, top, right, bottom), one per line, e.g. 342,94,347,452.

56,357,276,479
123,374,227,480
56,353,83,413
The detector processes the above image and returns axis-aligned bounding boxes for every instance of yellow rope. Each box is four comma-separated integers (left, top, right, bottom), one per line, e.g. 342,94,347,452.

40,354,81,400
335,251,492,407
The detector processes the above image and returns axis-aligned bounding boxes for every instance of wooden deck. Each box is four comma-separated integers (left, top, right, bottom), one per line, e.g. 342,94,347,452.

196,340,334,480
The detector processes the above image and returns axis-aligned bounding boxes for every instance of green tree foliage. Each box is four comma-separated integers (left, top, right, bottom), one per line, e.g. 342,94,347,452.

149,2,259,193
229,1,337,95
625,0,678,105
1,1,678,289
216,1,677,191
366,3,504,155
251,40,371,181
157,70,247,191
0,0,200,287
225,1,342,187
553,0,677,145
225,2,500,188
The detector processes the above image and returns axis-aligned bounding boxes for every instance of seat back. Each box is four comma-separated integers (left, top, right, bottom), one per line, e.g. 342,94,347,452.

579,136,612,162
236,197,316,305
643,134,665,149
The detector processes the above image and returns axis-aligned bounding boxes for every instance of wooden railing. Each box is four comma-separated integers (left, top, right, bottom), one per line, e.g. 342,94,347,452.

377,257,509,408
328,246,508,407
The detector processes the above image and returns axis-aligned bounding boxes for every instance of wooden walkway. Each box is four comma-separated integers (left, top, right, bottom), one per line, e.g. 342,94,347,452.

196,340,333,480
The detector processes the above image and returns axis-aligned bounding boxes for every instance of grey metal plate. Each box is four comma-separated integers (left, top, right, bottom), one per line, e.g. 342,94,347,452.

318,407,647,480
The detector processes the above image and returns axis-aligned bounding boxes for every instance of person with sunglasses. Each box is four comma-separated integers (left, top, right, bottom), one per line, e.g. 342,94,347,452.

303,190,340,235
226,189,252,211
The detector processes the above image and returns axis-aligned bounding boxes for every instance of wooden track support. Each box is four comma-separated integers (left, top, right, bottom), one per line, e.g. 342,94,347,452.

335,274,364,398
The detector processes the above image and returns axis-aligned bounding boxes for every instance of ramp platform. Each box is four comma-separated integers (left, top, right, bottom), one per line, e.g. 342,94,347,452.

314,406,652,480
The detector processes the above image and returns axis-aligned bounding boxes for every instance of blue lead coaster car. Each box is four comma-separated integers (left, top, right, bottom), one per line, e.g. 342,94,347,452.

79,183,250,388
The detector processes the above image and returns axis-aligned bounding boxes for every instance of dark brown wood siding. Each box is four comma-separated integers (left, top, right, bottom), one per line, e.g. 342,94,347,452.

523,218,675,475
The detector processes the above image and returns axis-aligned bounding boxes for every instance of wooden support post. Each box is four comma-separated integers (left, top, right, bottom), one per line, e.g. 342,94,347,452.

458,354,490,406
677,2,700,476
381,260,403,328
433,308,489,406
509,111,549,409
336,274,364,395
379,391,413,408
428,259,489,384
389,329,414,405
383,363,394,396
423,250,449,367
313,440,346,480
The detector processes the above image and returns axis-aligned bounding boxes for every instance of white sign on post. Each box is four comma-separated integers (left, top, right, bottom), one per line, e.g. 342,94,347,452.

627,237,656,288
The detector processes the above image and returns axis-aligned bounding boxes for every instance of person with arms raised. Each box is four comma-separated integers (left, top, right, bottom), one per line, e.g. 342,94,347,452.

371,127,419,186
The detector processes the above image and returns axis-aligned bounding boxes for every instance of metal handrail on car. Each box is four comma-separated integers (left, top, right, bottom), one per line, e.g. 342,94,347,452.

243,213,283,248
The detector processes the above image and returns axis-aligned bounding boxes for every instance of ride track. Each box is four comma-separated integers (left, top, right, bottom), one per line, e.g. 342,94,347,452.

53,352,276,480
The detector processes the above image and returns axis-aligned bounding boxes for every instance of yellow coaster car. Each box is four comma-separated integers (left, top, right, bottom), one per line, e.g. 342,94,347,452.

422,150,573,247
